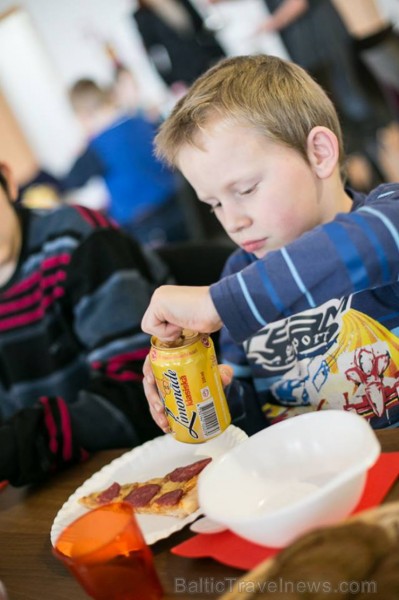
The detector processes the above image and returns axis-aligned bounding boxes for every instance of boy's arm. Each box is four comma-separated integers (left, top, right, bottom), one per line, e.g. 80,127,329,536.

209,0,309,32
142,185,399,345
0,229,168,486
211,184,399,343
142,251,268,435
59,146,105,191
257,0,309,33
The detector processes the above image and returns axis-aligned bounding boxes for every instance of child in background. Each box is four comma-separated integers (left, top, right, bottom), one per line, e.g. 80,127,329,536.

132,0,225,90
0,161,169,486
111,65,164,123
60,79,188,247
141,54,399,433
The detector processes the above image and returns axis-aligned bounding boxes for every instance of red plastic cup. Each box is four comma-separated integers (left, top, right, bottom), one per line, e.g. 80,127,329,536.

53,502,163,600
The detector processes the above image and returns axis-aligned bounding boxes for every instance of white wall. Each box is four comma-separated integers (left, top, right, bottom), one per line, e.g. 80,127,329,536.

378,0,399,26
0,0,169,174
0,0,166,96
195,0,288,58
0,8,82,174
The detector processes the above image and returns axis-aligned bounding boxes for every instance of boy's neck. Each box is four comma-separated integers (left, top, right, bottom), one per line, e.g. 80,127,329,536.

320,177,353,224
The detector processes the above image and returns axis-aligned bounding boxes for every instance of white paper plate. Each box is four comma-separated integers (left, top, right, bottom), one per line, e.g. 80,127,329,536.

50,425,247,546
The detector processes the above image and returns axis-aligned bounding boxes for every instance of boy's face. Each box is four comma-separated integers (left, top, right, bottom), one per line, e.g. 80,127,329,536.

177,121,329,258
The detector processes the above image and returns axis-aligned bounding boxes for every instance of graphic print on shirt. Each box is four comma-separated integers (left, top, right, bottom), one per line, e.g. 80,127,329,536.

245,296,399,427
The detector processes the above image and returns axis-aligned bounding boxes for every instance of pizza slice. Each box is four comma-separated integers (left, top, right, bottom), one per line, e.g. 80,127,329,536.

78,457,212,518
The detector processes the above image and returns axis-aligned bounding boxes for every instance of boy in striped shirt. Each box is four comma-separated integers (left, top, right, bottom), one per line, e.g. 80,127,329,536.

142,54,399,432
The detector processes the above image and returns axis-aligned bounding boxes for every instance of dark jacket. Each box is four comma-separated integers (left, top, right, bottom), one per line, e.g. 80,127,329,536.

133,0,225,86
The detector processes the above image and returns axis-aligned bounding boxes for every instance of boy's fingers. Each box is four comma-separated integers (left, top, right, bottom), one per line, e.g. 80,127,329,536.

143,355,154,383
143,377,160,407
142,371,170,431
149,403,170,431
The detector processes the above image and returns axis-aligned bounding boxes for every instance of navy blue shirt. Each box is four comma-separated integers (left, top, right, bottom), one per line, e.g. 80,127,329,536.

212,184,399,429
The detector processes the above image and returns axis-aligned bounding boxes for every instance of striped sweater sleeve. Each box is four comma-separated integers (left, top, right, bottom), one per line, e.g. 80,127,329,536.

68,232,165,450
64,229,165,451
0,397,88,485
210,184,399,343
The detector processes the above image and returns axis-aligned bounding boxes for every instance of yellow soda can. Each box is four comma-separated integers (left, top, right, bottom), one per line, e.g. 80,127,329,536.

149,330,231,443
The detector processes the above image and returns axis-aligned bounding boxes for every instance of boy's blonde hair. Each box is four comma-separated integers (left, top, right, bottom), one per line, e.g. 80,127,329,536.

69,79,112,116
155,54,345,173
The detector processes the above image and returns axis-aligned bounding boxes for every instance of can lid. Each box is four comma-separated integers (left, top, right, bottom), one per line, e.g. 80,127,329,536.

151,329,200,349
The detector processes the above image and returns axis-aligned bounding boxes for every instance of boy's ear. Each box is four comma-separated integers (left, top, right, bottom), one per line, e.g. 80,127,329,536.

306,126,339,179
0,162,18,201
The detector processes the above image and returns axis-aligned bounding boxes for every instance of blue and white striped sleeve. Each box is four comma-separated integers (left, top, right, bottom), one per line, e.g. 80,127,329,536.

210,184,399,343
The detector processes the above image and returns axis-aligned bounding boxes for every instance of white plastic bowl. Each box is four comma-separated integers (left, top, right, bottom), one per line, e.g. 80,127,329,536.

198,411,380,547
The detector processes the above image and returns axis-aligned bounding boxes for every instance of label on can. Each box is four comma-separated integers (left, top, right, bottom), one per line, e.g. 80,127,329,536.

149,332,231,443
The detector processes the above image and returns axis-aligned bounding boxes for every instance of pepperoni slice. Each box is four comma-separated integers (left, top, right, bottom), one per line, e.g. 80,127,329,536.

98,482,121,504
166,457,212,482
124,484,161,508
154,488,183,507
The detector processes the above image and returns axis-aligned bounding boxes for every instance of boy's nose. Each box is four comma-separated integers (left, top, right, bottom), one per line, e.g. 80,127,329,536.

224,210,251,234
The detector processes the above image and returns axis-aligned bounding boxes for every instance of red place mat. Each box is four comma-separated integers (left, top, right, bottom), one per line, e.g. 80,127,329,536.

171,452,399,570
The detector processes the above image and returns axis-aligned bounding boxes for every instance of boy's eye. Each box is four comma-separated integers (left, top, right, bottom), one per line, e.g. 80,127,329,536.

239,184,257,196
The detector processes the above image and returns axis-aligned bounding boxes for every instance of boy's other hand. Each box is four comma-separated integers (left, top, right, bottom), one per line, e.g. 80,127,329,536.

143,355,170,432
141,285,222,341
142,356,234,432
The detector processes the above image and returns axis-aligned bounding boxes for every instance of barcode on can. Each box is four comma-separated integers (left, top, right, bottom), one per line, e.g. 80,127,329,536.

197,398,221,438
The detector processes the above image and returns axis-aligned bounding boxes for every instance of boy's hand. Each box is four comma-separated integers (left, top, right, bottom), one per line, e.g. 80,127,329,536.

143,355,234,432
141,285,223,341
143,355,170,432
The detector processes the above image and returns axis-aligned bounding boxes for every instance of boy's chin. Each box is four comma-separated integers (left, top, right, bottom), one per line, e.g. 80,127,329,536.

254,248,269,259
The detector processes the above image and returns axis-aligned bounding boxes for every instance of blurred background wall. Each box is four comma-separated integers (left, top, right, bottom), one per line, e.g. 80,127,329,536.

0,0,165,181
0,0,288,184
0,0,397,189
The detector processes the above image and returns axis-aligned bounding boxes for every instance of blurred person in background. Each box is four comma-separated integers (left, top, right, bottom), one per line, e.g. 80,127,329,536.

332,0,399,112
210,0,391,190
255,0,393,189
0,161,169,486
59,78,189,247
332,0,399,184
132,0,225,95
104,41,164,121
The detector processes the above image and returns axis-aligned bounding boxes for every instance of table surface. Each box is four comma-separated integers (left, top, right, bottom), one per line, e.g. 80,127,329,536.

0,429,398,600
